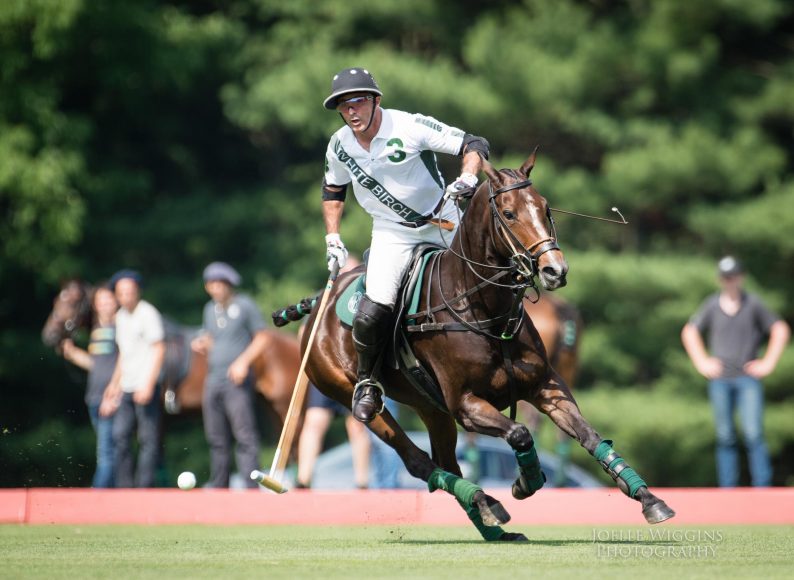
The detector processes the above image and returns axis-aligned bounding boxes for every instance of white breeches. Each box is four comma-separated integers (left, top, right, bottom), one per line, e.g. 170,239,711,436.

365,204,459,307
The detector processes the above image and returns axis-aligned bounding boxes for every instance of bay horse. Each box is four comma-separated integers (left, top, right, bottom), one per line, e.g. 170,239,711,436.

41,280,301,433
282,150,674,541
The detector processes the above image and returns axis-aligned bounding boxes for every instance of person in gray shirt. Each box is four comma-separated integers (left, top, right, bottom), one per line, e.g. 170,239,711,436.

191,262,269,488
682,256,790,487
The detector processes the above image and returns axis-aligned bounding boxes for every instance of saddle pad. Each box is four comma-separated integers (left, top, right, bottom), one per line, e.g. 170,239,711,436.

335,273,366,327
405,250,441,325
334,249,440,328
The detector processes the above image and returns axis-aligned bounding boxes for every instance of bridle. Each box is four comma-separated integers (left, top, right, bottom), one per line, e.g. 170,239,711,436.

54,284,91,340
437,173,560,296
488,178,560,285
411,172,561,344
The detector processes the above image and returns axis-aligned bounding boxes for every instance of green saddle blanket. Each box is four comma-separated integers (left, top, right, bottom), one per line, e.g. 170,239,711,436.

334,250,439,326
335,273,366,326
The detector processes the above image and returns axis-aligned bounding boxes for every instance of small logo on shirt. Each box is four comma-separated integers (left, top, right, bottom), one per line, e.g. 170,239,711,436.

228,304,240,319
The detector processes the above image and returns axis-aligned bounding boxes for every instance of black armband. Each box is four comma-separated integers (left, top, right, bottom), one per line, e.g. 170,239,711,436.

322,179,348,202
460,134,490,160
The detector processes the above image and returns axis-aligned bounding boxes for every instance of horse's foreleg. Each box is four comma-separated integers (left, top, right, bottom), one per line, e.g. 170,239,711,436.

534,373,676,524
365,410,437,481
413,406,461,476
456,392,545,502
366,409,525,542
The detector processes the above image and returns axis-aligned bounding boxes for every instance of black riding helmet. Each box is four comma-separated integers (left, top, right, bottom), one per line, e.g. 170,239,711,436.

323,67,382,110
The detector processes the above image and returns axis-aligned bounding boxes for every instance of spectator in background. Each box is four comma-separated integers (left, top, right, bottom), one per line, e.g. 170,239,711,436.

100,270,165,488
295,255,371,489
61,284,119,488
681,256,790,487
295,382,371,489
368,397,403,488
191,262,266,489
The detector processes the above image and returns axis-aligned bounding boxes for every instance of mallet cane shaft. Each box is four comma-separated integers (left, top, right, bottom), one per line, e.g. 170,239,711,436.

251,259,341,493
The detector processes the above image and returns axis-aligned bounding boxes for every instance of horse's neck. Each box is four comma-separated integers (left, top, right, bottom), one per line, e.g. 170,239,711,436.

76,282,94,331
444,202,516,316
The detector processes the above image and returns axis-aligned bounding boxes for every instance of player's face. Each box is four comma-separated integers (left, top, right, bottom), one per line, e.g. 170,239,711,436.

93,287,118,320
336,92,378,134
114,278,140,311
205,279,233,303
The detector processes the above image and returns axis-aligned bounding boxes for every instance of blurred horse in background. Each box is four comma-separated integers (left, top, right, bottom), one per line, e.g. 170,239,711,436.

41,279,301,437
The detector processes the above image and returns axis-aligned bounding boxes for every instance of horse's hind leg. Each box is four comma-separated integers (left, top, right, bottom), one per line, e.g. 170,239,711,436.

456,393,546,501
534,373,675,524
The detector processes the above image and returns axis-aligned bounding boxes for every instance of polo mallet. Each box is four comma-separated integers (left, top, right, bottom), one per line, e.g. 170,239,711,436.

251,259,341,493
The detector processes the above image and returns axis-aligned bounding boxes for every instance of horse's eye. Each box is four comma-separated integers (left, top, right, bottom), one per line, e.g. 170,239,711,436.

503,209,516,220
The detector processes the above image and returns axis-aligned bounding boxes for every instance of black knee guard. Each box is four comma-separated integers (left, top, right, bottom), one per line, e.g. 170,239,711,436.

506,424,533,451
352,294,392,380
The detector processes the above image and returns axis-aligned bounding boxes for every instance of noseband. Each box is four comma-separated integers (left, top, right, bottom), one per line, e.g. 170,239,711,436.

488,178,559,284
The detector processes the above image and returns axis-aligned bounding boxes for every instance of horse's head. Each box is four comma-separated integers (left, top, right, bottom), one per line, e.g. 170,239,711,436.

479,150,568,290
41,279,93,348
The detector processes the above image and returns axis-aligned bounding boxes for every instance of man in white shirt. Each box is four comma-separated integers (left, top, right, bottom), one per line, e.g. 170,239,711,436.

100,270,165,487
321,67,490,423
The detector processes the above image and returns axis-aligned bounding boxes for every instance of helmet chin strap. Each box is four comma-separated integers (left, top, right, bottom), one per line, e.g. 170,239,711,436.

362,99,376,133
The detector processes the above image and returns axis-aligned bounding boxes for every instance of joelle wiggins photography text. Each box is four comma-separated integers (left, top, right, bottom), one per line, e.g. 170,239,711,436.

593,528,725,559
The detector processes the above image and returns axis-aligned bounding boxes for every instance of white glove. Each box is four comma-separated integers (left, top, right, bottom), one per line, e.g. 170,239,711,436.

444,172,478,200
325,233,348,271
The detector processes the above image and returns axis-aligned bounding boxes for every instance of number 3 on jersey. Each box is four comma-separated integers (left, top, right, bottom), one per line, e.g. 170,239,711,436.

387,138,406,163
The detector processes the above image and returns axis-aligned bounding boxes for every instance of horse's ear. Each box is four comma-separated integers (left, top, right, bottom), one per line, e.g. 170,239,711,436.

519,146,539,177
482,158,502,185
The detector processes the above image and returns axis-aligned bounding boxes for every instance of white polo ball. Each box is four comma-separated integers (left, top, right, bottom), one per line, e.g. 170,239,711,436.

177,471,196,490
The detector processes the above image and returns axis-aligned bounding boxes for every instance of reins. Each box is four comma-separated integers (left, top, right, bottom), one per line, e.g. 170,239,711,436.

417,174,558,339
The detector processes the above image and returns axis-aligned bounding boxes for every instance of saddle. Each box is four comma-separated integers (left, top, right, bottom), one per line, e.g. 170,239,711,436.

334,244,449,413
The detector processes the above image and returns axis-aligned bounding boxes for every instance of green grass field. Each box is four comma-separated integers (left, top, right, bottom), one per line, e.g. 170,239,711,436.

2,524,792,579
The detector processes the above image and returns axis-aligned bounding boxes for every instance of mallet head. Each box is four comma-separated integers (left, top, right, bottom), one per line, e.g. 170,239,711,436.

250,469,288,494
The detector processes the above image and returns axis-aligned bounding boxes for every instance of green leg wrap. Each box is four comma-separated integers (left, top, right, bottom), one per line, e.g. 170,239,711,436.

515,445,545,493
461,499,506,541
427,467,481,506
594,439,647,498
427,468,505,542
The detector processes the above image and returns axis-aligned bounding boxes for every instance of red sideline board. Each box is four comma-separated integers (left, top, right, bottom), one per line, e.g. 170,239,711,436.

2,488,793,526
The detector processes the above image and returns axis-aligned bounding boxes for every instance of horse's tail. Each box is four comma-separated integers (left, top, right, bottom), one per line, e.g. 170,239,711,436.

271,295,320,327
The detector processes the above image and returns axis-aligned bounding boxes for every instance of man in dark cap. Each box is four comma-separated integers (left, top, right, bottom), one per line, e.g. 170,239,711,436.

320,67,491,423
191,262,267,488
100,270,165,487
681,256,790,487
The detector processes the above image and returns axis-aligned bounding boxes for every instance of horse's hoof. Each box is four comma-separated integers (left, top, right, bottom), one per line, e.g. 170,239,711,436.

511,471,545,501
473,491,511,526
498,532,528,542
512,481,531,500
643,500,676,524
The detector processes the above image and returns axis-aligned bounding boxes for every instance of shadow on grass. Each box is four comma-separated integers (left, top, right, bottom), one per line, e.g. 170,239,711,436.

388,539,595,546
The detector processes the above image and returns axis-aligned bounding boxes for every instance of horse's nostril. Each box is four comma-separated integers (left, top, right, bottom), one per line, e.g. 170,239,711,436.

542,266,561,278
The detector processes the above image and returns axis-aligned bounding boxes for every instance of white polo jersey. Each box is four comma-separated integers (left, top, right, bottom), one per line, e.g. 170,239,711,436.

324,108,466,224
115,299,164,393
